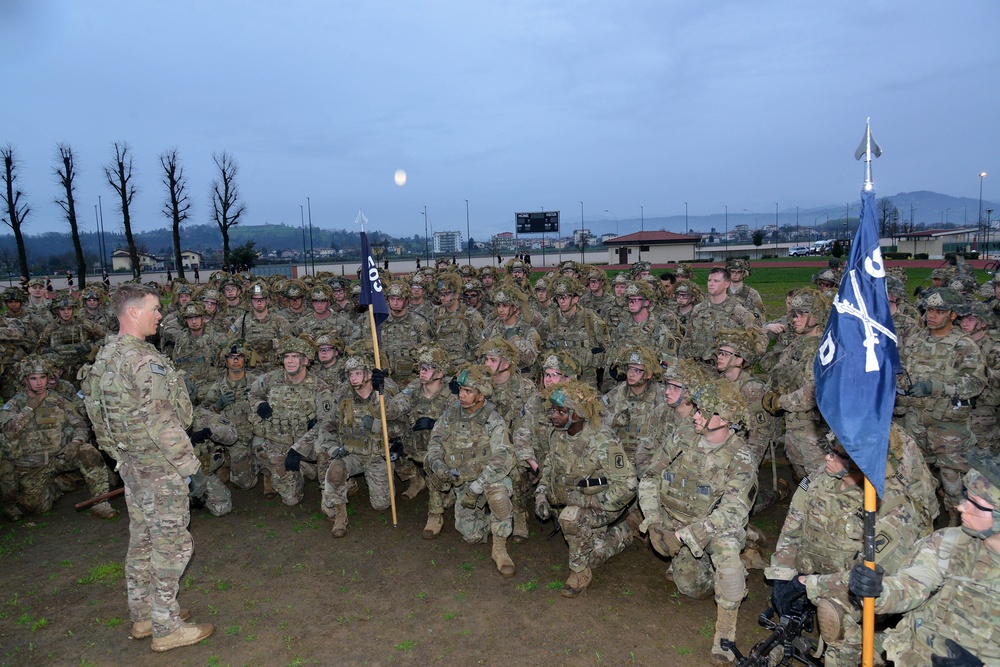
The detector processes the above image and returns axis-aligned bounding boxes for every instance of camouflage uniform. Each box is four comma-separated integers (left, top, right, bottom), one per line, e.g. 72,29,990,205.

482,286,542,372
681,290,753,363
82,327,201,639
768,444,928,667
249,337,334,506
227,282,291,369
960,301,1000,452
157,284,195,355
201,346,258,490
601,346,668,476
536,382,636,596
36,293,106,380
291,286,359,344
361,281,432,384
431,274,486,367
896,288,986,514
611,282,680,369
424,366,516,551
637,382,756,663
79,286,118,334
537,276,610,388
0,360,112,519
766,289,831,480
725,258,765,325
186,407,238,516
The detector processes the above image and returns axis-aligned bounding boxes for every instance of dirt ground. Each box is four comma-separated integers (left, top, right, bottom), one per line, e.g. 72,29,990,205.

0,470,795,667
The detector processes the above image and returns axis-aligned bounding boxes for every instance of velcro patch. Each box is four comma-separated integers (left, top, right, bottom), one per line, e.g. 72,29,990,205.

798,476,811,491
150,363,167,376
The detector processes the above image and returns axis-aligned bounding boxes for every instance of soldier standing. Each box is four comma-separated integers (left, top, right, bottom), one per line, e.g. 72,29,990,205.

81,283,213,651
361,280,431,385
228,281,290,369
431,273,485,367
535,381,636,597
292,285,358,343
170,302,224,403
424,364,517,576
158,283,195,355
896,288,986,524
725,258,765,324
537,276,609,388
958,301,1000,452
762,288,832,480
681,267,753,364
482,285,541,372
0,356,117,520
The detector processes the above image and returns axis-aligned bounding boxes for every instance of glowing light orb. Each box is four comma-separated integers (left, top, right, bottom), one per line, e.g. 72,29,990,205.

394,169,407,186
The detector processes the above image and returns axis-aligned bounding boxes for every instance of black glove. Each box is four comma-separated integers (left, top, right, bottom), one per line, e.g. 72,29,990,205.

608,366,623,382
256,402,273,419
591,346,605,355
214,390,236,411
848,563,884,601
772,577,807,617
449,379,460,395
307,418,317,430
371,368,385,393
932,639,985,667
908,380,934,398
330,446,348,460
189,427,212,445
389,439,404,462
284,449,302,472
75,343,93,356
413,416,436,431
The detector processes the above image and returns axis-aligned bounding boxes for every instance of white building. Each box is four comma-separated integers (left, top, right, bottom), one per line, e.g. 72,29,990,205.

433,231,463,255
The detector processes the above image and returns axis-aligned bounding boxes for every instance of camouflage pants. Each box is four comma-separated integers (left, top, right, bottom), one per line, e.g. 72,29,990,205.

665,521,748,610
12,444,109,515
900,412,974,508
556,504,632,573
188,473,232,517
323,451,391,513
510,465,537,530
251,436,304,506
120,460,193,638
969,405,999,455
428,476,513,543
784,415,828,481
225,440,258,490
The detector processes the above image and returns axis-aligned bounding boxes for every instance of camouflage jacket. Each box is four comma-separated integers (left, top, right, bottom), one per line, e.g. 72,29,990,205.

483,318,542,372
228,310,291,369
360,311,432,383
249,371,334,447
0,390,88,465
682,296,753,362
431,304,485,367
540,422,636,511
896,327,986,419
601,381,669,475
425,401,513,487
768,333,822,417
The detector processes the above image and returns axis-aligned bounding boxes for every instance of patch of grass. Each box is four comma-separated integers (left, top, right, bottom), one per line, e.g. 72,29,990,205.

515,579,538,592
672,645,693,655
225,625,242,636
59,559,72,567
31,618,47,631
459,629,471,636
416,592,427,600
206,656,227,667
443,612,456,620
76,561,124,586
459,562,474,572
698,618,715,638
545,580,563,590
394,640,415,652
454,591,466,600
214,579,230,591
266,529,278,538
102,617,122,628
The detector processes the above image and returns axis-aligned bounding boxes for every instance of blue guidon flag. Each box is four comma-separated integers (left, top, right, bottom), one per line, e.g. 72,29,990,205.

359,231,389,340
814,188,901,497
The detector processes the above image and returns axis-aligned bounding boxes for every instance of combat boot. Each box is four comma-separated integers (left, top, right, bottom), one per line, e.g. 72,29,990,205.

816,597,845,643
511,510,529,543
491,536,516,577
402,474,426,500
90,502,119,519
150,622,214,652
560,567,593,598
330,504,348,538
130,608,190,640
262,470,276,499
422,513,444,539
710,607,739,665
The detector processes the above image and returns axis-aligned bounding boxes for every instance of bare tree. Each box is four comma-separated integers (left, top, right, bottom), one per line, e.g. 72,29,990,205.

1,144,31,279
210,151,247,268
877,196,900,238
103,142,141,281
160,149,190,282
54,143,87,288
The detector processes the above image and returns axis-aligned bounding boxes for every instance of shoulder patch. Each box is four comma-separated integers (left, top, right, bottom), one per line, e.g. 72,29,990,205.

1,402,11,411
150,363,167,376
755,411,766,424
798,476,810,491
76,390,85,399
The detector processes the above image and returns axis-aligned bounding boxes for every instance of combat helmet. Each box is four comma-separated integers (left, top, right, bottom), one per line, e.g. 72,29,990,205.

283,279,308,300
663,358,714,406
550,275,583,297
716,328,768,367
539,349,582,381
542,380,602,427
623,280,655,303
415,344,452,377
218,338,250,365
2,286,27,302
314,332,346,353
276,335,316,361
436,272,462,295
454,364,494,397
690,381,750,429
385,280,410,299
812,268,842,290
17,354,55,381
615,345,663,381
918,287,965,313
963,447,1000,538
247,281,269,300
789,288,833,328
180,302,208,319
629,260,652,278
49,291,77,311
478,337,520,369
726,257,751,274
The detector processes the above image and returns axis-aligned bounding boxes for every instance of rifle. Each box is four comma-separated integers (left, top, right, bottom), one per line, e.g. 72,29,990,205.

722,601,823,667
74,487,124,511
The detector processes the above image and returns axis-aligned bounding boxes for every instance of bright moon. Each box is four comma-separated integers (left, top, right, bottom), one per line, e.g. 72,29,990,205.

394,169,407,186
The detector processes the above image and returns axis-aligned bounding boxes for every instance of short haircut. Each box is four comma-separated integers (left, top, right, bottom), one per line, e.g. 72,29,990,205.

111,283,159,317
708,267,731,280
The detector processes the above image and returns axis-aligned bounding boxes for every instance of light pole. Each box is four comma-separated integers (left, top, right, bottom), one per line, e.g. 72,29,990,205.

684,202,688,234
465,199,471,264
724,205,728,256
986,208,994,258
639,205,644,261
579,202,585,263
300,205,307,270
306,196,316,276
97,195,106,273
979,171,988,250
604,209,618,238
422,206,429,264
774,202,779,253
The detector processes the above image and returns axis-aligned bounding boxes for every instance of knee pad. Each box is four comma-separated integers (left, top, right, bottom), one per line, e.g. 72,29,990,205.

559,505,581,536
715,563,747,604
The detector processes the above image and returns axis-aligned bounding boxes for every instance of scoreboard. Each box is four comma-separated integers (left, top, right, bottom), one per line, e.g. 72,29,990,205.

515,211,559,234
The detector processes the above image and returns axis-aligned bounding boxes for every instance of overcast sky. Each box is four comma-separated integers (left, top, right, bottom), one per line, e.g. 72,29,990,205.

4,1,999,242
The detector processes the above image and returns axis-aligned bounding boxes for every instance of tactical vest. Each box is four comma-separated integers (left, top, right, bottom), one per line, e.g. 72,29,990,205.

439,403,496,483
339,393,382,456
8,395,64,467
380,314,426,379
232,312,284,367
543,308,599,366
887,530,1000,664
405,383,453,457
255,376,320,446
82,336,193,459
433,307,477,363
544,427,600,506
659,434,742,524
795,476,866,574
898,329,980,419
605,386,659,461
769,335,821,399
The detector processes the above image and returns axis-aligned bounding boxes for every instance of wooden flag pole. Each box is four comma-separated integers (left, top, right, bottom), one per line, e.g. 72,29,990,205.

368,304,398,527
861,476,877,667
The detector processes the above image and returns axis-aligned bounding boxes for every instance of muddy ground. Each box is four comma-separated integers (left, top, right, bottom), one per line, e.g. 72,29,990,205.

0,470,795,667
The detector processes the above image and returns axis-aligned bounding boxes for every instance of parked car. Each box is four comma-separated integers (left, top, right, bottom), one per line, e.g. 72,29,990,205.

788,246,810,257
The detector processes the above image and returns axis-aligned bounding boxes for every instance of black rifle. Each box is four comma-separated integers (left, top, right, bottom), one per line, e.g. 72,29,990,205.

722,599,823,667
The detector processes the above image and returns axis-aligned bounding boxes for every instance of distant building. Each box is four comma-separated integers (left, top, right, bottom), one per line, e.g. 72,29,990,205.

491,232,516,252
111,248,163,272
180,250,202,270
889,227,979,259
433,231,463,255
604,231,700,265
